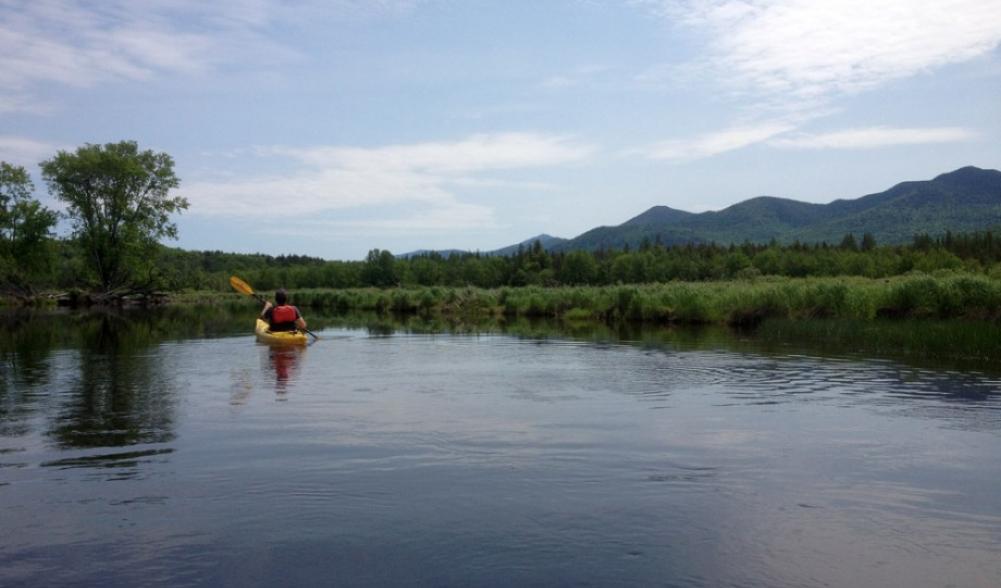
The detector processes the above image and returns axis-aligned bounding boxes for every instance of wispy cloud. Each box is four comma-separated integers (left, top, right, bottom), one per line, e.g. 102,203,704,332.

0,135,62,166
640,122,978,161
0,1,269,112
267,133,593,174
262,201,496,239
0,0,425,113
638,0,1001,105
769,126,977,149
0,93,56,116
642,121,795,161
629,1,1001,163
184,133,594,233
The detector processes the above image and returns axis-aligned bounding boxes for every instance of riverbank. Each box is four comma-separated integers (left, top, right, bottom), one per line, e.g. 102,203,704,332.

4,302,1001,369
281,273,1001,325
13,273,1001,326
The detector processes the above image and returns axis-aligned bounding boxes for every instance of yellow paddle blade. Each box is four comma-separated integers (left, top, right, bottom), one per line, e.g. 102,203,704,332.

229,276,255,296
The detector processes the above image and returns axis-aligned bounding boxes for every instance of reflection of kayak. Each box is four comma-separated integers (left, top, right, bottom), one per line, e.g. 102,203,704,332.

255,319,308,345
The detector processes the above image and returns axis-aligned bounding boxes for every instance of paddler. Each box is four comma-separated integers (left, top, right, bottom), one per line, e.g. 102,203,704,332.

260,288,308,332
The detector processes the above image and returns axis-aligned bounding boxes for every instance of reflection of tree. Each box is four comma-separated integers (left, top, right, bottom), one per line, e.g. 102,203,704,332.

1,311,59,437
1,311,60,385
47,313,177,449
2,306,256,443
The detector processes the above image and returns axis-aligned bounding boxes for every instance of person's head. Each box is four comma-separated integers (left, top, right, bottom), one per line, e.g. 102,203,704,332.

275,288,288,305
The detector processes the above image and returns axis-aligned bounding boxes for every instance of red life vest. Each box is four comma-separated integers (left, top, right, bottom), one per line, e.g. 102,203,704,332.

271,305,297,324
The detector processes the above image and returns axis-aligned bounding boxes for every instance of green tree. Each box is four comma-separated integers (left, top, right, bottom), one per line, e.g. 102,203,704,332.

559,250,598,285
40,141,187,292
839,233,858,251
723,251,751,277
0,162,58,294
362,249,398,287
860,232,877,251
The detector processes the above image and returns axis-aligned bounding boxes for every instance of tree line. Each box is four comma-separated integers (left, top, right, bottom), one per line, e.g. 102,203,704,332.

162,232,1001,293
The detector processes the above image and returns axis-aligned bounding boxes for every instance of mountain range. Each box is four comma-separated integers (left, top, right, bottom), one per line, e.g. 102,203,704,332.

400,166,1001,257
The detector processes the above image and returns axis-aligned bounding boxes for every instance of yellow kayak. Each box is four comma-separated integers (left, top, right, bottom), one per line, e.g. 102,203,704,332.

255,319,308,345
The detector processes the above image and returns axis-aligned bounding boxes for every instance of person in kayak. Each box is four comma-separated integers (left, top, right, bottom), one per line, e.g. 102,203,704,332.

260,288,307,332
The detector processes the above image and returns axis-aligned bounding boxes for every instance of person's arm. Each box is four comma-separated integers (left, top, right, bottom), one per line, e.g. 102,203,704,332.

260,301,272,318
295,306,307,330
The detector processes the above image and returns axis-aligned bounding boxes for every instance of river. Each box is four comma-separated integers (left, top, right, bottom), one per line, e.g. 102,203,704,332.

2,308,1000,587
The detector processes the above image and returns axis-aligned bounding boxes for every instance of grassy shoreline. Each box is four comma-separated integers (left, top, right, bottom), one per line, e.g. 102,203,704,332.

162,273,1001,326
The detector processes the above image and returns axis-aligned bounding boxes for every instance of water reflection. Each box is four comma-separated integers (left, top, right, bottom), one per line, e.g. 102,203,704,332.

1,311,184,450
51,357,175,448
0,312,55,387
2,307,1001,587
1,312,57,438
263,344,306,396
324,311,1001,372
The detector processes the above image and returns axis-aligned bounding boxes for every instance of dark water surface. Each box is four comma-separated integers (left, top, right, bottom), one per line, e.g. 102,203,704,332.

2,309,1000,587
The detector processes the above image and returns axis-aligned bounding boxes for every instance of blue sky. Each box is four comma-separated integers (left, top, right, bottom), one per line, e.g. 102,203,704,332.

2,0,1000,259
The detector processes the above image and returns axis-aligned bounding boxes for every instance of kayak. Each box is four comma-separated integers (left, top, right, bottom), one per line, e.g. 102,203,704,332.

255,319,308,345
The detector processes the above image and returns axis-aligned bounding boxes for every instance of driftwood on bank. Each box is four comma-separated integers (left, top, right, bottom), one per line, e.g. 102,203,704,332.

52,288,170,308
1,277,171,308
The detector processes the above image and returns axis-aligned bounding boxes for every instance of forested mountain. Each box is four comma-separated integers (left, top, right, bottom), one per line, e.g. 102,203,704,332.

556,164,1001,252
404,166,1001,257
555,166,1001,251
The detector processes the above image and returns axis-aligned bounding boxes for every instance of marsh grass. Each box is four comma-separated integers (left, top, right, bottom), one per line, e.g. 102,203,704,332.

261,274,1001,326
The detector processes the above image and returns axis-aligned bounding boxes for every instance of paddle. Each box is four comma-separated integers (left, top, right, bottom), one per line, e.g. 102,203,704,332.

229,276,319,340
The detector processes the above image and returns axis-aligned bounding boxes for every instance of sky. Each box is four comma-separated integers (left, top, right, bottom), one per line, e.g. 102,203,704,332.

2,0,1000,260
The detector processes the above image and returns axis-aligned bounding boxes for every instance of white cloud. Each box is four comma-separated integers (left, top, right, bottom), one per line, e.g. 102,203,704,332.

184,133,594,233
641,0,1001,104
0,0,423,111
0,93,56,115
644,121,795,161
641,123,978,161
263,201,496,238
0,135,61,166
268,133,593,174
0,2,221,91
769,126,977,149
632,1,1001,162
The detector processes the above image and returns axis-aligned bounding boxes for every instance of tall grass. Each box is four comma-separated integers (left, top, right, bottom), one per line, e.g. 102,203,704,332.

201,273,1001,326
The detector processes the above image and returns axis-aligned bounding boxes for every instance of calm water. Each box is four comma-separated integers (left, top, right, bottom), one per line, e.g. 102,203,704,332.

2,309,1000,587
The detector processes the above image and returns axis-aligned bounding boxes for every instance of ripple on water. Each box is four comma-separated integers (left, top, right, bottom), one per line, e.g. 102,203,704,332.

3,320,1001,587
40,447,175,469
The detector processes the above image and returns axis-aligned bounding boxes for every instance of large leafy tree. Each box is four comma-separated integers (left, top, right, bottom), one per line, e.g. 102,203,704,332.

0,161,58,294
40,141,188,292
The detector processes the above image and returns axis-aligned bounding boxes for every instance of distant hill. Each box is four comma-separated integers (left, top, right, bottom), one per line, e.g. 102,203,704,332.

397,234,568,259
396,249,468,260
488,234,568,257
397,166,1001,257
551,166,1001,251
